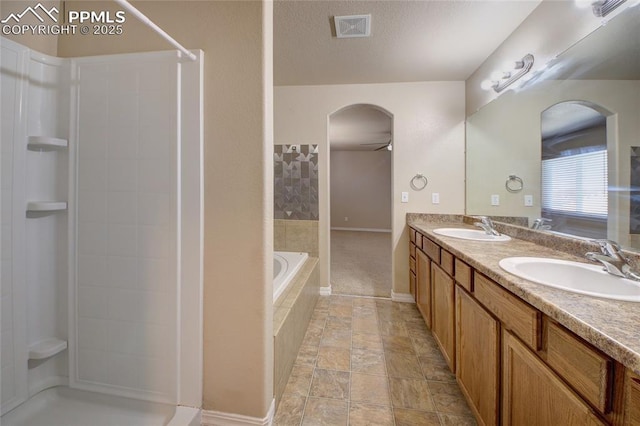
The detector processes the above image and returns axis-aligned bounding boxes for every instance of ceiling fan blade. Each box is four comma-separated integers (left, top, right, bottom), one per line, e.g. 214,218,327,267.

375,145,387,151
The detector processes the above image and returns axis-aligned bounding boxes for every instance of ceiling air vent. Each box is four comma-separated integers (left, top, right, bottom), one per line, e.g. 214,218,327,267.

334,14,371,38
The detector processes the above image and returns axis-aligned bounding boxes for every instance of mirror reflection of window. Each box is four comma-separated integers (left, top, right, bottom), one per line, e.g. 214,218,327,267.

541,102,608,239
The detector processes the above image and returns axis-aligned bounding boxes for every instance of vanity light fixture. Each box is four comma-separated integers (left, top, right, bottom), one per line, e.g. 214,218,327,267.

480,54,535,93
586,0,627,17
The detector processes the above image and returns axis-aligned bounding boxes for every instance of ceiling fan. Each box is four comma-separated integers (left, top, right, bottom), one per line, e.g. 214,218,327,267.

360,140,393,151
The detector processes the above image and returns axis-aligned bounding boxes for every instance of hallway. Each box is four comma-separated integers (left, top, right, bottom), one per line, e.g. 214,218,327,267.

273,295,476,425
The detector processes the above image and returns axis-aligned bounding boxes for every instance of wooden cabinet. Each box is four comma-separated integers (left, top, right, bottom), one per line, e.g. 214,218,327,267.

416,249,432,328
456,286,500,426
432,263,455,372
502,330,605,426
625,371,640,425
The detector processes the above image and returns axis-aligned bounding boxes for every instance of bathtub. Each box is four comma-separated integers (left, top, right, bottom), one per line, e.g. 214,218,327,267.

274,251,309,302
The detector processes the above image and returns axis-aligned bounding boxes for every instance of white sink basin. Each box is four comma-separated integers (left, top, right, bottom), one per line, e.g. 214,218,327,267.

433,228,511,242
499,257,640,302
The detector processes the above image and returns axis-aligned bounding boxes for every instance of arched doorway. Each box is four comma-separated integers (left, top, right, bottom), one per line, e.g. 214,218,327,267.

328,104,393,297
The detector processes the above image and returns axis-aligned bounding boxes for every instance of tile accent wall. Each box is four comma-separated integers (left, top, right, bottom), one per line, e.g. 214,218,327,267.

274,219,319,258
274,145,318,220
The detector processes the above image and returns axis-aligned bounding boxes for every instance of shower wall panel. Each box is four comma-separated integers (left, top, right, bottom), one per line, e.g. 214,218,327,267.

74,53,178,403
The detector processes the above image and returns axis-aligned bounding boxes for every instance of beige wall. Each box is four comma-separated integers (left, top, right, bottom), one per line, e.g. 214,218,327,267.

275,82,465,296
56,0,274,419
0,1,60,56
330,150,391,230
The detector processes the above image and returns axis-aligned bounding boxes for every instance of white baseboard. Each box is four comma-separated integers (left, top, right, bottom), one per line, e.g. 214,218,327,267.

331,227,391,233
319,286,332,296
201,399,275,425
391,290,415,303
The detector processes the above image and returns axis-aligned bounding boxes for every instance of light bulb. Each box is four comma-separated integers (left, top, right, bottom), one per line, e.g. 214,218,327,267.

490,70,510,81
480,79,496,91
387,144,392,151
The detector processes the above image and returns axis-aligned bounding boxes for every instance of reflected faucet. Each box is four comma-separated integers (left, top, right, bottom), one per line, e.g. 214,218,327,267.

585,239,640,281
474,216,501,236
531,218,552,230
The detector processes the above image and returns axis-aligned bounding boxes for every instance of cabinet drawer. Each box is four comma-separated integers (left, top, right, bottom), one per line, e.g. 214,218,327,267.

475,272,540,350
422,236,440,263
441,249,454,275
410,256,416,274
410,242,416,259
544,320,612,414
454,258,472,292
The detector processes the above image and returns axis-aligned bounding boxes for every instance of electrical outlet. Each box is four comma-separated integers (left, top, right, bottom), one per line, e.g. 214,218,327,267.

524,195,533,207
401,192,409,203
491,194,500,206
432,193,440,204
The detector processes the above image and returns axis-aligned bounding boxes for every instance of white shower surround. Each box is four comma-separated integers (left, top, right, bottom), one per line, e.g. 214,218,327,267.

0,37,203,424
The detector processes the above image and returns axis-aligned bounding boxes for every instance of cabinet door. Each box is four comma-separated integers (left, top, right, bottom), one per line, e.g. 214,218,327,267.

626,372,640,425
416,249,431,328
456,287,499,426
432,263,455,372
502,330,605,426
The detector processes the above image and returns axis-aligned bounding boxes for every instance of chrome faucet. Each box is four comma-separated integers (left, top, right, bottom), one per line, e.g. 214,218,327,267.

585,239,640,281
531,218,552,230
474,216,501,236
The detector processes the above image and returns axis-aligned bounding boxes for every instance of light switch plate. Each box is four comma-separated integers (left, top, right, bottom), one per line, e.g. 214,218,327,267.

401,192,409,203
524,195,533,207
432,193,440,204
491,194,500,206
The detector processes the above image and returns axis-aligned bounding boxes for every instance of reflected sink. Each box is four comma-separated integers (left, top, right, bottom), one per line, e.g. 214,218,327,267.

499,257,640,302
433,228,511,242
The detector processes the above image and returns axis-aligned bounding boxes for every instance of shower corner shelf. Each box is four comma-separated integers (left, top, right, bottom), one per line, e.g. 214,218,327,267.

26,201,67,213
28,338,68,360
27,136,68,150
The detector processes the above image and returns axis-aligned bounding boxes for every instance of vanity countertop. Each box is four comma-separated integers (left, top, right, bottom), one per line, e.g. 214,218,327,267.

408,219,640,375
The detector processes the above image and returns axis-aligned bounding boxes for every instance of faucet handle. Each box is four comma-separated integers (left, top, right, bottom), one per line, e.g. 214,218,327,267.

593,239,623,257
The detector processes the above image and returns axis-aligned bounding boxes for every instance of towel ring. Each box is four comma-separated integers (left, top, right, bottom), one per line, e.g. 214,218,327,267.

410,174,428,191
505,175,523,193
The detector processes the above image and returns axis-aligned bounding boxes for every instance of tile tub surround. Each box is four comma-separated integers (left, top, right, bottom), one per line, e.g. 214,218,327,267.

274,257,320,407
274,144,319,221
407,215,640,375
274,219,319,258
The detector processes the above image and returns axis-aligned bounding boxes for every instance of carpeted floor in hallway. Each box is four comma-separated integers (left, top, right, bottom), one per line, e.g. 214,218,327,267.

330,230,392,298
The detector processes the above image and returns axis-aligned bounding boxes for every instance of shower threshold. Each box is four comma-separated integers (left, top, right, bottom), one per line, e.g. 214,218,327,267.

1,386,183,426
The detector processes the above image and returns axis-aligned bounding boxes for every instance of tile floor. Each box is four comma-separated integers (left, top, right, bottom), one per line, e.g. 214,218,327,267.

273,295,477,426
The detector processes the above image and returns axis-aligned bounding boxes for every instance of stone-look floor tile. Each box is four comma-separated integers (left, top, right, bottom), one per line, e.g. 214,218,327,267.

330,296,354,306
348,402,395,426
328,303,353,318
385,351,424,379
404,319,432,339
378,319,409,336
309,369,350,400
307,317,327,331
350,373,391,405
412,336,445,360
302,397,348,426
419,356,456,383
325,316,352,331
394,408,441,426
302,327,323,347
439,413,479,426
389,377,436,411
319,328,351,349
352,316,378,332
382,335,415,354
283,365,314,397
428,381,473,416
351,348,386,375
317,346,351,371
352,305,377,318
295,345,319,367
274,393,307,426
352,331,383,350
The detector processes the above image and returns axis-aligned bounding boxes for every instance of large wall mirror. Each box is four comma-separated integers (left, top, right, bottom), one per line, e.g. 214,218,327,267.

466,4,640,251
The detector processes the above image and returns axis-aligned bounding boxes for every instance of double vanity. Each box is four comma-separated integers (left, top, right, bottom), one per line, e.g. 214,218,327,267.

407,214,640,425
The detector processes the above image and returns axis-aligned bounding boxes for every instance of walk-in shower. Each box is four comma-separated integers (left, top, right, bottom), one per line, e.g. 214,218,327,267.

0,17,203,426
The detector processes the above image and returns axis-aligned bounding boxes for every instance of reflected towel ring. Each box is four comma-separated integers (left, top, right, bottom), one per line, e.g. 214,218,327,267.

410,174,428,191
506,175,523,193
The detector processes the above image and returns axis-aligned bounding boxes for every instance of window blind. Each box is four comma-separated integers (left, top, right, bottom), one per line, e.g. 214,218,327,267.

541,150,607,217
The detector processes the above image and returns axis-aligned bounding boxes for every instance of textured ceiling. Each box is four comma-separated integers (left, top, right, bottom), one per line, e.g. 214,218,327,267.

274,0,542,86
